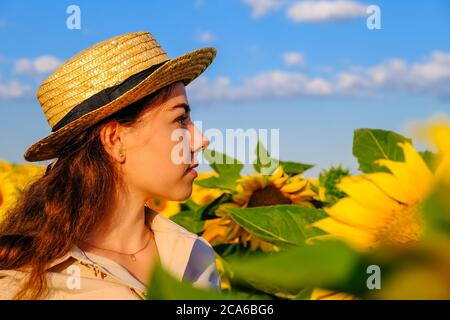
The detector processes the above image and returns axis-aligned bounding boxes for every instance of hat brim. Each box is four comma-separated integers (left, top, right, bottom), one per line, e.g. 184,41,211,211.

24,47,217,162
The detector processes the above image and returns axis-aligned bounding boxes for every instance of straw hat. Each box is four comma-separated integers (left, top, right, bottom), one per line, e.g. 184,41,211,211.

24,31,217,162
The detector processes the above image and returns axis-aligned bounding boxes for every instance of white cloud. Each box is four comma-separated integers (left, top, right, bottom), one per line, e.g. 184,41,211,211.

243,0,285,19
286,0,368,23
189,51,450,102
283,52,305,67
14,55,61,76
0,55,61,99
189,71,333,102
0,77,32,99
196,31,216,43
242,0,369,23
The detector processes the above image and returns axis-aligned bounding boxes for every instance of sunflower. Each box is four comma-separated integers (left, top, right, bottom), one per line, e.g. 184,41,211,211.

312,142,436,251
0,160,13,173
0,171,19,221
233,165,316,208
190,172,224,205
417,122,450,183
145,197,181,218
9,164,45,190
308,178,327,203
202,165,317,252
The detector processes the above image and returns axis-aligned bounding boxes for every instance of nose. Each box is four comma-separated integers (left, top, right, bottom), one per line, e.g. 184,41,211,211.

191,123,209,154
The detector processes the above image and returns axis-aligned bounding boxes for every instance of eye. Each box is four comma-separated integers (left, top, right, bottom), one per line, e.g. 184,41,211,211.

176,114,190,127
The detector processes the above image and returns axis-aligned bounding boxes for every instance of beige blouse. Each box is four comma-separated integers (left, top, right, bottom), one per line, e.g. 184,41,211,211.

0,209,221,300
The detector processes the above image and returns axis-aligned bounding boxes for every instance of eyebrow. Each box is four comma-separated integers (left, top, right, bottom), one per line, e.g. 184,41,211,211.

170,103,191,113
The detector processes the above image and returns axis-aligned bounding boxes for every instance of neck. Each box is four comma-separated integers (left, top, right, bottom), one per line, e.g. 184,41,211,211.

81,186,151,253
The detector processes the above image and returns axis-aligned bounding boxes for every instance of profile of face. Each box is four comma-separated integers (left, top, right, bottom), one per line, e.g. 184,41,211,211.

100,82,209,202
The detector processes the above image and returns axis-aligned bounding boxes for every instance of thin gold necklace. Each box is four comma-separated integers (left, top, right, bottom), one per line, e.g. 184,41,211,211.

80,231,152,262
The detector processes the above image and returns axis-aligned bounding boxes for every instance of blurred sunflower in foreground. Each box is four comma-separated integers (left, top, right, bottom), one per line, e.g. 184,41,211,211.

313,124,450,252
202,165,317,253
310,288,358,300
416,122,450,184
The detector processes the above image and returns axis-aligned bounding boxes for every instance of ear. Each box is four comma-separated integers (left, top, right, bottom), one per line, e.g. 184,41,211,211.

100,120,126,162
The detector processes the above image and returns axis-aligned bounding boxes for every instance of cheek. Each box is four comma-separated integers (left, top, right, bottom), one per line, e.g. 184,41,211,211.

124,128,190,197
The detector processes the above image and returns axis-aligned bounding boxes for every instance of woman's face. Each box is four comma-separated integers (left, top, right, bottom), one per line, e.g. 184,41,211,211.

106,82,209,201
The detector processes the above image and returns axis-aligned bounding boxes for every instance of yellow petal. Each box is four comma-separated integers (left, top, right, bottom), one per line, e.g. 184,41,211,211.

270,165,285,180
325,197,386,229
373,143,431,203
429,124,450,155
365,172,415,205
338,176,402,215
313,217,374,250
280,179,308,193
400,142,434,197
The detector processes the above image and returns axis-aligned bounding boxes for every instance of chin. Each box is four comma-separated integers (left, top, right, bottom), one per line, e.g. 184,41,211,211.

169,185,193,202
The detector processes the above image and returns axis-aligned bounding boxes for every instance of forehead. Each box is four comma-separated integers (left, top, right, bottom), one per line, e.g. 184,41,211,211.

161,83,189,112
140,82,189,118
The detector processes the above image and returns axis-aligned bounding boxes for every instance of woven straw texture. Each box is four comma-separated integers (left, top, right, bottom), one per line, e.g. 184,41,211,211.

24,31,216,162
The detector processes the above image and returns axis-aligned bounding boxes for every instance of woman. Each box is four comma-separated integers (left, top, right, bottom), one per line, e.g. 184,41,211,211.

0,31,221,299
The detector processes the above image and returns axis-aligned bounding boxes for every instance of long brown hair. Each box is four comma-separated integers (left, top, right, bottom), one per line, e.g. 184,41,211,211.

0,82,178,299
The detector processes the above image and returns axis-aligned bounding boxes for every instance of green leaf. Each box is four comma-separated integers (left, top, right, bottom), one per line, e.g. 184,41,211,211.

170,210,204,234
253,140,279,175
279,161,314,176
196,149,243,191
179,199,201,212
171,193,232,234
353,128,412,173
194,177,237,192
419,150,439,172
196,192,232,220
227,241,364,293
147,263,249,300
224,205,327,247
318,165,350,206
253,140,313,176
203,149,243,177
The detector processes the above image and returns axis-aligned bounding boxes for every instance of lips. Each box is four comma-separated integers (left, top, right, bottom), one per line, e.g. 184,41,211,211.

185,163,199,173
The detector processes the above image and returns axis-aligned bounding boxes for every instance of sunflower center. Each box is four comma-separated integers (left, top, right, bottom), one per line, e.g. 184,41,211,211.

0,190,3,206
375,204,422,247
247,185,292,207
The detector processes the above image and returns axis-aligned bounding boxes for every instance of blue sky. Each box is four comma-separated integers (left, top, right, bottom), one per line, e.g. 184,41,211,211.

1,0,449,176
